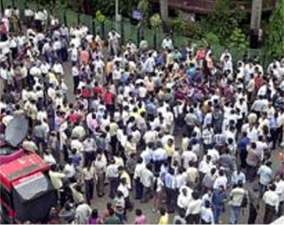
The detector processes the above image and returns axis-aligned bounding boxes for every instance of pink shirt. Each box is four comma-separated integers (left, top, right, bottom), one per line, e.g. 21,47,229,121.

135,215,146,224
80,50,89,64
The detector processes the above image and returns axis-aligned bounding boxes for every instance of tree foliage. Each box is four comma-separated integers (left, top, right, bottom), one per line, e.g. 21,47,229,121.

265,0,284,58
150,13,162,29
228,28,249,52
205,0,246,43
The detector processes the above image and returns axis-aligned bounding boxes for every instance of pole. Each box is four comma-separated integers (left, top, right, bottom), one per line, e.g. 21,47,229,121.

160,0,168,21
115,0,119,22
250,0,263,30
115,0,120,31
250,0,263,48
63,9,67,25
120,17,124,45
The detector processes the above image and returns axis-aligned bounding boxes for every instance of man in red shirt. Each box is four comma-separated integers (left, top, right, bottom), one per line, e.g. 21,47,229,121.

103,88,115,116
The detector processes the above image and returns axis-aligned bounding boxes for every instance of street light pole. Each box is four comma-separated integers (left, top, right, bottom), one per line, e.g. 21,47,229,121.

115,0,120,22
115,0,120,31
250,0,263,31
250,0,263,48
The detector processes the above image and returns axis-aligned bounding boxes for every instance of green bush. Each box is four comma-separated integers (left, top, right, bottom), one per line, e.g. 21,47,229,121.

228,28,249,52
150,13,162,29
96,10,106,23
265,0,284,59
204,32,220,46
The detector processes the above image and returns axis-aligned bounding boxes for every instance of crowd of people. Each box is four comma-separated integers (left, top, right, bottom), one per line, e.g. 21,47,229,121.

0,5,284,224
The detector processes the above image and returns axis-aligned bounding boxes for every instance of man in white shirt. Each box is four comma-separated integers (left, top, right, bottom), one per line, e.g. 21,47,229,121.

177,186,192,212
182,147,198,169
257,161,273,196
263,184,280,224
274,175,284,216
213,169,228,190
161,36,173,50
200,200,214,224
106,159,120,198
231,167,246,185
228,182,247,224
186,191,202,223
75,201,92,224
140,164,154,203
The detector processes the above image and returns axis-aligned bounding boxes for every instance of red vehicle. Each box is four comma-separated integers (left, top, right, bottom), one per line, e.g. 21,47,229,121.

0,116,57,223
0,150,57,223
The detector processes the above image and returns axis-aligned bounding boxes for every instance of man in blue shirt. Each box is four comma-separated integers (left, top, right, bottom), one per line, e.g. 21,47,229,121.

212,185,227,224
164,168,176,213
238,132,250,168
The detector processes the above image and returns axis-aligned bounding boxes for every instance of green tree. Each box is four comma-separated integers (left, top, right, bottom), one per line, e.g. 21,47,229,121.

138,0,150,23
205,0,246,43
228,28,249,52
265,0,284,58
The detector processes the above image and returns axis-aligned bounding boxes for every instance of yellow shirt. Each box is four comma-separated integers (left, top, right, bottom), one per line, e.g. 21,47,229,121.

158,214,169,225
165,144,175,157
121,171,131,189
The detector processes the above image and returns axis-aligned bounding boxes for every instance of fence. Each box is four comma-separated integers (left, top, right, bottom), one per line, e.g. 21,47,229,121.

0,0,269,66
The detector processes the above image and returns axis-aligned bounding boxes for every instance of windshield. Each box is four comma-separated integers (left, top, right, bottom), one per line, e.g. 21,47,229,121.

13,173,50,202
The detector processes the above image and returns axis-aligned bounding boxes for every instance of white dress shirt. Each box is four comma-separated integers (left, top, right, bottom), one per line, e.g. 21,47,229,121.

263,190,280,212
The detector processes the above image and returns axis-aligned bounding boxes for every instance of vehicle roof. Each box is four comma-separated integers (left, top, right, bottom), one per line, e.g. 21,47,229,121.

0,152,49,190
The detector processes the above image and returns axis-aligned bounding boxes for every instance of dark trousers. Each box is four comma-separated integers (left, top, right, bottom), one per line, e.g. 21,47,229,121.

109,177,119,198
239,150,247,169
278,201,284,217
135,178,143,200
246,164,257,182
96,173,105,196
263,204,276,224
186,214,200,224
142,186,152,203
73,76,80,93
85,179,94,204
270,128,278,150
165,187,176,213
83,151,95,166
248,203,257,224
110,136,118,154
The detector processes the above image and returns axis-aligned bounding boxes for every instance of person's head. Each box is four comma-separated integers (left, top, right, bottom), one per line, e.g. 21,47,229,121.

266,161,272,167
120,177,127,186
116,191,124,198
204,200,211,208
159,207,166,216
108,208,115,216
237,180,243,188
269,183,276,191
91,209,98,218
180,187,188,196
135,208,143,217
106,202,112,210
191,191,199,200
